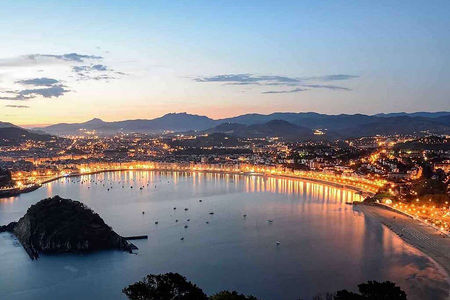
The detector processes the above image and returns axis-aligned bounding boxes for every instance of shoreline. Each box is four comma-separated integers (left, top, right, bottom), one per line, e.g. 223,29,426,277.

0,184,41,198
355,203,450,297
1,168,374,200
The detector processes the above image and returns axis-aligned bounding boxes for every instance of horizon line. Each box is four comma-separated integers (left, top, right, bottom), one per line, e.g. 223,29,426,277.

12,110,450,128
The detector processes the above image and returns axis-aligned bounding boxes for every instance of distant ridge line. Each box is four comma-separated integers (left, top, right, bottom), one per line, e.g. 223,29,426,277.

2,111,449,139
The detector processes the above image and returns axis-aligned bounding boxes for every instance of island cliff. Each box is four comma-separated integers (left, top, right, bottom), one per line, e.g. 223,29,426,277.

0,196,137,259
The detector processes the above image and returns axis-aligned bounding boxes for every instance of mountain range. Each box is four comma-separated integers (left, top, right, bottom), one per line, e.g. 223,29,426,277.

0,112,449,143
40,113,217,136
34,111,450,139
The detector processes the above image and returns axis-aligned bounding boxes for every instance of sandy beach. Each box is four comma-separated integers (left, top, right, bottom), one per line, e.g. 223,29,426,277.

355,203,450,296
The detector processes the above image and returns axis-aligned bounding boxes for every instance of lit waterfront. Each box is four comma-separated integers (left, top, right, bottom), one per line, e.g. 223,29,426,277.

0,171,448,300
7,161,449,235
9,162,385,194
380,199,449,236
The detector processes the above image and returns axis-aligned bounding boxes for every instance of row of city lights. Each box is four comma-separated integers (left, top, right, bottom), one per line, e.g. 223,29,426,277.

7,162,448,234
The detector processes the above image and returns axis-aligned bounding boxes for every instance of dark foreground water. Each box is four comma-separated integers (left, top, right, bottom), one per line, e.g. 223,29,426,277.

0,171,448,300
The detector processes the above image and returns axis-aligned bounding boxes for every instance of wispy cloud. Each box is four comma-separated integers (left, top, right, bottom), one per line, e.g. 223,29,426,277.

195,73,357,94
20,85,69,98
37,53,102,62
0,53,103,67
0,77,69,101
303,74,359,81
0,52,126,101
0,85,69,101
73,64,108,72
72,64,125,81
5,104,29,108
16,77,59,87
301,84,351,91
262,88,307,94
262,84,351,94
195,74,300,85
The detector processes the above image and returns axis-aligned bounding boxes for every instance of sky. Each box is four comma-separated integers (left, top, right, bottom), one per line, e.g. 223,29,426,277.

0,0,449,126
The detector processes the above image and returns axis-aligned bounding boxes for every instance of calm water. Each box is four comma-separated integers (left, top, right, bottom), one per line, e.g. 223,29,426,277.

0,171,448,300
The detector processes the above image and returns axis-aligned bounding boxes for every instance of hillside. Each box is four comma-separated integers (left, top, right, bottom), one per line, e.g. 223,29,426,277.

342,116,450,137
204,120,316,140
37,111,450,138
0,126,54,146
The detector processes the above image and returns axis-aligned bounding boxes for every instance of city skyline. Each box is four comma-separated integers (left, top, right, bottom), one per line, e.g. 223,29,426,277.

1,1,450,126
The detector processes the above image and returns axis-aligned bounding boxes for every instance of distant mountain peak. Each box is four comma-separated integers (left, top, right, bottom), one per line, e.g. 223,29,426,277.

84,118,105,125
160,112,208,118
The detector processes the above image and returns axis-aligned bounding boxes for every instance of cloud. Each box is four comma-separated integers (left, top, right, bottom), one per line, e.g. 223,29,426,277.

16,77,60,86
196,73,357,94
225,82,261,86
195,73,358,85
72,66,89,72
263,84,351,94
76,74,116,81
36,53,102,62
302,74,359,81
302,84,351,91
0,52,124,101
72,64,125,81
262,88,307,94
91,64,108,71
20,85,69,98
0,94,31,101
5,104,29,108
0,53,103,67
73,64,109,72
0,84,69,101
195,74,300,85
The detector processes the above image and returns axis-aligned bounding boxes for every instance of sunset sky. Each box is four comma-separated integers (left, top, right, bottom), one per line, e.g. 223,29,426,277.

1,0,449,126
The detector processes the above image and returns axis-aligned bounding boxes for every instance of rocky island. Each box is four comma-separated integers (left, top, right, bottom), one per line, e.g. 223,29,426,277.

0,196,137,259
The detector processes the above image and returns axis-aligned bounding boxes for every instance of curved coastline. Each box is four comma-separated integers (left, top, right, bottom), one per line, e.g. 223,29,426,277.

355,203,450,299
3,168,449,297
5,167,375,198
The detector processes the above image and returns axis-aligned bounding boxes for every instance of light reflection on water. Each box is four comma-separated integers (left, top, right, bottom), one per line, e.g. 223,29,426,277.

0,171,448,300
